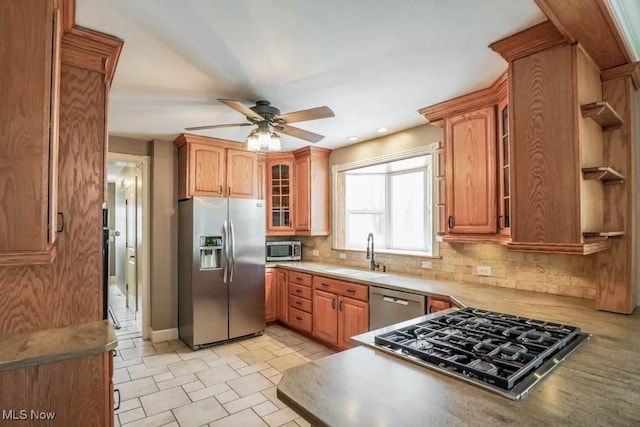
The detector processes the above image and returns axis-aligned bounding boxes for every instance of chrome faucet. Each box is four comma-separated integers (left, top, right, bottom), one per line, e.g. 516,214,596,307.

366,233,380,271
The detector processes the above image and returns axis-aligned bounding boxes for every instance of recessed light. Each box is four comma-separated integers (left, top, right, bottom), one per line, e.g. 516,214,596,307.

377,127,388,133
348,136,358,141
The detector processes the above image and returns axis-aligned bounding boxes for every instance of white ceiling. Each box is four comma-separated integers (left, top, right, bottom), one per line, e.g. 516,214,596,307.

75,0,549,150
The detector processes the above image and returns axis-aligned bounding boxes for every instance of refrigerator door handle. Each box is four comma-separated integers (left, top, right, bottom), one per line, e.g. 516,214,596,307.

223,220,229,284
229,220,236,282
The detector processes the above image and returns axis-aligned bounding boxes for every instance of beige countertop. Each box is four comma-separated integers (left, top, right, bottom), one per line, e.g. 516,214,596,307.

0,320,117,372
275,262,640,426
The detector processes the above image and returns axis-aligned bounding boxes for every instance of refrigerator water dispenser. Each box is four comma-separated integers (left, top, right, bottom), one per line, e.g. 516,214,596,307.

199,235,223,270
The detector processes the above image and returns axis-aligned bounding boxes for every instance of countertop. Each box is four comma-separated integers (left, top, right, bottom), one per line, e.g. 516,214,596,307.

275,262,640,426
0,320,118,372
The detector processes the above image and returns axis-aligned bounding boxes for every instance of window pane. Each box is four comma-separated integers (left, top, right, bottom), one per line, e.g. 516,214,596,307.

346,213,385,248
390,171,424,249
345,174,385,210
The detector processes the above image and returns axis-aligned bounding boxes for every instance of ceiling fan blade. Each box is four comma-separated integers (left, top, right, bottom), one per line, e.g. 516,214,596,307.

218,99,264,122
275,106,335,124
185,123,252,131
276,123,325,143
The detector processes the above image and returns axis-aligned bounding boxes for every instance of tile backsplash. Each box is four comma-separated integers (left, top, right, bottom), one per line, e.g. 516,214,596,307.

298,236,596,299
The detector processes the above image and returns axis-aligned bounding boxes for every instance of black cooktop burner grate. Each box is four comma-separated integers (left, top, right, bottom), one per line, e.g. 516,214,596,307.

374,307,583,391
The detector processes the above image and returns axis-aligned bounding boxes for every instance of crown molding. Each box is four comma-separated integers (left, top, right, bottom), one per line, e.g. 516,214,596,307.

418,71,507,123
489,20,568,63
61,26,123,84
601,62,640,90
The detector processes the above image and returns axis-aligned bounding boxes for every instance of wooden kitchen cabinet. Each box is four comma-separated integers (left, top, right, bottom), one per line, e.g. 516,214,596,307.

265,268,276,322
293,147,331,236
427,296,452,313
445,107,497,234
276,268,289,323
0,0,62,266
507,43,622,255
420,72,509,244
174,134,258,200
287,271,313,333
312,276,369,350
266,154,296,235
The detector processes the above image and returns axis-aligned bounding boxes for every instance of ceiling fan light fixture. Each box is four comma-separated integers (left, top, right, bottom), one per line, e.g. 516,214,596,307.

268,132,281,151
246,130,261,151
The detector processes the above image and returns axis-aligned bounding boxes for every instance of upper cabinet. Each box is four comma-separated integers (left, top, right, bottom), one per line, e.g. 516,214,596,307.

266,153,296,235
420,72,509,243
174,134,258,200
507,43,623,255
0,0,62,266
445,107,497,234
265,147,331,237
293,147,331,236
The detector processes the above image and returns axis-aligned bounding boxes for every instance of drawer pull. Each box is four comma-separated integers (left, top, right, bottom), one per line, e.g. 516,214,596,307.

339,300,343,311
296,276,303,281
347,289,356,294
296,289,303,293
332,299,336,309
296,301,302,305
296,316,303,321
321,283,329,287
114,388,120,410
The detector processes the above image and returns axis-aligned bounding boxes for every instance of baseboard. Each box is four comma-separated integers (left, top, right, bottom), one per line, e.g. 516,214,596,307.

150,327,179,343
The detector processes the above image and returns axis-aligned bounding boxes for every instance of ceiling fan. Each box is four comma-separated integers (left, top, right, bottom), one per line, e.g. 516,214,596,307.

185,99,335,151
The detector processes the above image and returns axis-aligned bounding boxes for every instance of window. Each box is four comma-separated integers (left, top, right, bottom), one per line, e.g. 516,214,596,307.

333,146,438,256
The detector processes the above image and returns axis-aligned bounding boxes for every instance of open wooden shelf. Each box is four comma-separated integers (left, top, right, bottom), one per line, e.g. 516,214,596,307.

580,102,624,131
583,231,625,238
582,166,625,184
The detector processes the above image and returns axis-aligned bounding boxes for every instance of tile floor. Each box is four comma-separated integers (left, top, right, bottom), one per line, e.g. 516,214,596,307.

108,285,333,427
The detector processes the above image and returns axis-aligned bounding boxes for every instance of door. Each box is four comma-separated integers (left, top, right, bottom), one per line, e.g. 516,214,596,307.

191,197,229,346
338,297,369,350
190,142,225,197
227,148,257,198
294,154,310,231
228,198,266,339
265,268,276,322
276,269,288,323
125,180,137,312
445,107,497,234
312,289,338,345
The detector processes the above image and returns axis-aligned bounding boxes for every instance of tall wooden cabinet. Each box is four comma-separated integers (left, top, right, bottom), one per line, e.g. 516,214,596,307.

276,268,289,323
293,147,331,235
174,134,258,200
0,1,123,425
265,268,276,322
0,0,62,266
507,43,623,255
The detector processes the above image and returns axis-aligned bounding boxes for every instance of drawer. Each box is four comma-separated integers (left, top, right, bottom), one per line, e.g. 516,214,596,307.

289,294,312,313
313,276,369,301
288,271,312,287
288,307,312,333
428,296,452,313
289,282,312,300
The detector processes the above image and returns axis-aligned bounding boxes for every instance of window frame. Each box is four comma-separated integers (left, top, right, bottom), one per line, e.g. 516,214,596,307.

332,144,440,257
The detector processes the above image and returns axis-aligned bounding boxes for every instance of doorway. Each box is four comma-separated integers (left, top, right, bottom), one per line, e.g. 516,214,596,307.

107,153,150,340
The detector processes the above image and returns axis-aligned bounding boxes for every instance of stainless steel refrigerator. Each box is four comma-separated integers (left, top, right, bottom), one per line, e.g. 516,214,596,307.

178,196,265,349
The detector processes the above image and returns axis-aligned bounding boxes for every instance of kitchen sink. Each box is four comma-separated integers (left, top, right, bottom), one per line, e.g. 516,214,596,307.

325,268,387,279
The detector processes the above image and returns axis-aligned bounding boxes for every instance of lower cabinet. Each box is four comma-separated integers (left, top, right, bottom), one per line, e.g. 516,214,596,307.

265,268,276,322
312,276,369,350
427,296,453,313
276,268,288,323
287,272,313,333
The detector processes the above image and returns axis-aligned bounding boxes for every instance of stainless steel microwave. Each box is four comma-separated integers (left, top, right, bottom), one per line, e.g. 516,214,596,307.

266,241,301,261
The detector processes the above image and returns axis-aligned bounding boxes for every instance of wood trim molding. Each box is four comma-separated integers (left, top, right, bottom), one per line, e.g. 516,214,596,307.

489,20,568,63
58,0,75,33
61,26,123,84
534,0,633,70
418,71,508,123
173,133,246,150
601,62,640,90
507,240,609,255
0,247,57,267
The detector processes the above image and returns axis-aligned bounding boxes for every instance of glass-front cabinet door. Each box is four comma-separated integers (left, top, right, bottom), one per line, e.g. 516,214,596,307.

498,97,511,236
266,156,295,235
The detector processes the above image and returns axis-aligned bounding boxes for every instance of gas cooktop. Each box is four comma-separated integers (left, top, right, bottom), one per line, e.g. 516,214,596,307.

373,307,590,400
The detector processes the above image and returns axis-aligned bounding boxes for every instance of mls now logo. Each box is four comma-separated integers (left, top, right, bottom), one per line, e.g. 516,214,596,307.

2,409,56,420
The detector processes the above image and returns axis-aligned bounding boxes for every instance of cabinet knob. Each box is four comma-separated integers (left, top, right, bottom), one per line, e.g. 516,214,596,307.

347,289,356,294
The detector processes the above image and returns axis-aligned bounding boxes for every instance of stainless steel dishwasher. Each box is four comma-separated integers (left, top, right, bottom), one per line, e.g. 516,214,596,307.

369,286,426,330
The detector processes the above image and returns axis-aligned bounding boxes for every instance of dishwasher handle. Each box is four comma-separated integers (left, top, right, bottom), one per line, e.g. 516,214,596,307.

382,296,409,306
